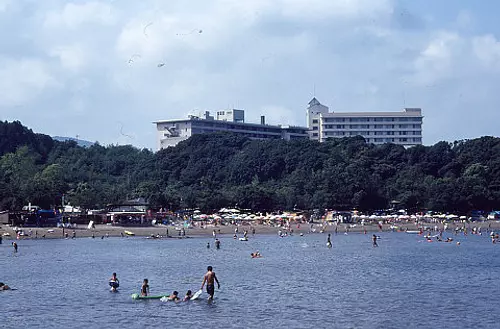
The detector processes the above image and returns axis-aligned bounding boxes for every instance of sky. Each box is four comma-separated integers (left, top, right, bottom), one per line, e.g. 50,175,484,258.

1,0,500,150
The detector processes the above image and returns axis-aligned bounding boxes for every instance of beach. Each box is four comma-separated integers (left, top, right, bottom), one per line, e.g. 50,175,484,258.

2,220,500,240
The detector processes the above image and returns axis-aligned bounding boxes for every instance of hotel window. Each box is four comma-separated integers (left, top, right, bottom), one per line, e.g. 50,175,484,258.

312,119,318,124
313,133,318,137
336,125,344,129
313,126,318,130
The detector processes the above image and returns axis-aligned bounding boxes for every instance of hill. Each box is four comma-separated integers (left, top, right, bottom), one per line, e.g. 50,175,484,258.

1,120,500,213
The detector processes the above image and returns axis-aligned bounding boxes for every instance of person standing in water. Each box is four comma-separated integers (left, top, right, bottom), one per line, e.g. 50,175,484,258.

201,266,220,301
215,239,220,249
141,279,149,296
327,233,332,248
207,242,210,249
372,234,378,247
12,242,18,252
109,272,120,292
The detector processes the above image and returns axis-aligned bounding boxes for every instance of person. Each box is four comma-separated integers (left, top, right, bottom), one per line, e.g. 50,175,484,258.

0,282,10,290
168,291,180,302
12,242,18,252
72,230,76,239
215,239,220,249
183,290,193,301
141,279,149,296
327,233,332,248
109,273,120,292
372,234,378,247
0,235,2,244
207,242,210,249
201,266,220,301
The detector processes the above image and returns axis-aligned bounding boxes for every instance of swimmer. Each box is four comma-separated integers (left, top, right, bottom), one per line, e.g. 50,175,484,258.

215,239,220,249
109,272,120,291
168,291,180,302
141,279,149,296
207,242,210,249
183,290,192,301
0,282,10,290
201,266,220,301
372,234,378,247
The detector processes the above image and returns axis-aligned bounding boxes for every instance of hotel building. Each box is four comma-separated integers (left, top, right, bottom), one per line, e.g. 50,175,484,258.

306,98,423,147
154,109,309,150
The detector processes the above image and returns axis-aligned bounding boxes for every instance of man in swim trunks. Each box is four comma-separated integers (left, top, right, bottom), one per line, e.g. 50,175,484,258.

201,266,220,300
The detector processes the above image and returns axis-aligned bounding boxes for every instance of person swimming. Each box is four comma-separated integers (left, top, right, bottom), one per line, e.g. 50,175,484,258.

141,279,149,296
0,282,11,290
215,239,220,249
109,272,119,291
183,290,192,301
168,291,180,302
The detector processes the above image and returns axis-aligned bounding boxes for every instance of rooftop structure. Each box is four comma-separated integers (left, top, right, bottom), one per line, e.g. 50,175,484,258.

306,98,423,147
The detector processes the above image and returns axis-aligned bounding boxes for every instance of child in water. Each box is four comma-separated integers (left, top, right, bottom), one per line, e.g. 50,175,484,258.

183,290,192,301
109,272,119,292
141,279,149,296
168,291,180,302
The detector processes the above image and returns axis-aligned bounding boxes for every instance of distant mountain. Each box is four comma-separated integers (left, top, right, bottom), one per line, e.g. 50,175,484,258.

52,136,95,148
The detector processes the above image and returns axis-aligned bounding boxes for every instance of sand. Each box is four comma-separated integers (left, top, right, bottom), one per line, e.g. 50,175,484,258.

1,220,499,241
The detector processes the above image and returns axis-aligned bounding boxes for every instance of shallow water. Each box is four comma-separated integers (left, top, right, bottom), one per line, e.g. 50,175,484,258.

1,232,500,329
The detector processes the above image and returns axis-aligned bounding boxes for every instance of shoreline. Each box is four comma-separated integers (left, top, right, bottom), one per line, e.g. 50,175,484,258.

2,220,500,240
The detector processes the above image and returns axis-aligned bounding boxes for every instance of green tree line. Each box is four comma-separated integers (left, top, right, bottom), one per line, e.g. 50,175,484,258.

1,120,500,213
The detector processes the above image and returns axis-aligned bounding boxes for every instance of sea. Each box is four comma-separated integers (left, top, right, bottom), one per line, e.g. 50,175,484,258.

1,231,500,329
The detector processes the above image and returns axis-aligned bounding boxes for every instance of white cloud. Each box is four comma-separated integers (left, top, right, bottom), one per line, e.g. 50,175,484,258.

48,44,88,71
472,35,500,70
0,58,59,107
44,2,116,29
0,0,12,12
413,31,463,84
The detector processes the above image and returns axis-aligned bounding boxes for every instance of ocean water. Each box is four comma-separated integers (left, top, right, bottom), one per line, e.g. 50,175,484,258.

1,232,500,329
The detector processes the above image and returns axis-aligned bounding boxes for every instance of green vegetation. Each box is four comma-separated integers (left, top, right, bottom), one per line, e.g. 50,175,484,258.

1,120,500,213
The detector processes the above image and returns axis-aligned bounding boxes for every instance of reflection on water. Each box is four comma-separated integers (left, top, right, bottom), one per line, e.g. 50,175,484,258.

1,233,500,328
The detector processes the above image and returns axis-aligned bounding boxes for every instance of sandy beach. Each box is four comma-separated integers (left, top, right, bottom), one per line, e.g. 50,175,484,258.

2,220,500,240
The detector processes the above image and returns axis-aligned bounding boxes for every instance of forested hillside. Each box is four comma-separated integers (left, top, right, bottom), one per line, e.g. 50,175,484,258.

1,120,499,213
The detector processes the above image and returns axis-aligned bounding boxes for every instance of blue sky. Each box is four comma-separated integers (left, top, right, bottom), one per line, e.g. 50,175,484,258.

1,0,500,150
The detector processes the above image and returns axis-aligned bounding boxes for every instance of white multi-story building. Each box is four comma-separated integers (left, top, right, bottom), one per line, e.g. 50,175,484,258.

306,98,423,147
154,109,309,150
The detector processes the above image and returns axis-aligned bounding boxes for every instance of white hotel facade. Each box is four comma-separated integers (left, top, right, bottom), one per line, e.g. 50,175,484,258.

154,109,309,150
306,98,423,147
